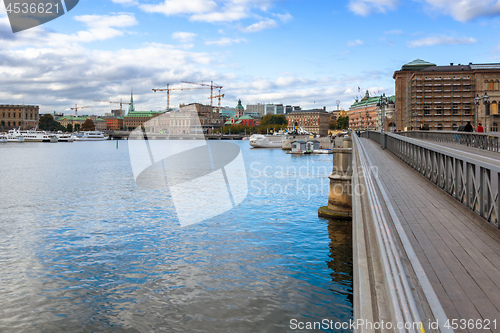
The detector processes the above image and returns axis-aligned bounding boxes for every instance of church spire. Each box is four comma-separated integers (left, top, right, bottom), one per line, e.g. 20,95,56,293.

127,89,135,116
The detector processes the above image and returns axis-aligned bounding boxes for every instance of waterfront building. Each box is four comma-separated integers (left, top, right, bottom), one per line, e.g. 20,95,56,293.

0,104,39,129
94,118,107,131
58,115,90,129
286,109,330,136
246,104,266,117
348,91,395,131
104,117,124,130
178,103,222,133
224,100,255,127
124,111,163,130
393,59,500,131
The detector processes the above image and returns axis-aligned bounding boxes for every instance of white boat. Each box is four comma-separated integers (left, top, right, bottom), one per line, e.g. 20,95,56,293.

73,131,109,141
8,129,58,142
6,134,25,142
249,134,286,148
0,135,7,143
56,132,75,142
313,149,333,154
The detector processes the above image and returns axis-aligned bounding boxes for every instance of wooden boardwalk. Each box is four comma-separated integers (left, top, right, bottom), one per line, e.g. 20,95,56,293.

359,137,500,333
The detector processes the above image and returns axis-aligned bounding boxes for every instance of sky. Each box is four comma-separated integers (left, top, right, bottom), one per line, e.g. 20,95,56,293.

2,0,500,115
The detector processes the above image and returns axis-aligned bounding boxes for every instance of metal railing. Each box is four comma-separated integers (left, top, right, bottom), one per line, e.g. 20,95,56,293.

377,132,500,227
397,130,500,152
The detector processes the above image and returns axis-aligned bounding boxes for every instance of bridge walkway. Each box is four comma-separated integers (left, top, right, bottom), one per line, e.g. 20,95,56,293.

415,138,500,164
359,137,500,332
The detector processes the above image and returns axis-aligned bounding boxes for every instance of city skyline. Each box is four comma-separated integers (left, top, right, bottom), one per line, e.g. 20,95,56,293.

2,0,500,115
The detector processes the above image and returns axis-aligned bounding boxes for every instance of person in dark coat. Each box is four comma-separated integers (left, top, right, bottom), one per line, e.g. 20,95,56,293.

464,121,473,132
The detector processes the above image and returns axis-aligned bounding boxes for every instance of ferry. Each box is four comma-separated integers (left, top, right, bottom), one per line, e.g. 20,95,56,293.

8,129,58,142
0,135,6,143
249,134,286,148
73,131,109,141
6,133,25,142
56,132,75,142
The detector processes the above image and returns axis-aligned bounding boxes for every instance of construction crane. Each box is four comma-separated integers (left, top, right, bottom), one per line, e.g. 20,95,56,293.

152,84,205,111
181,81,223,107
208,92,225,113
68,104,93,116
93,99,132,117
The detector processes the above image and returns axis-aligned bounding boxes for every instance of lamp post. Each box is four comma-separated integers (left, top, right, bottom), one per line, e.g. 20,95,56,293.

474,94,481,130
483,92,489,132
366,111,369,131
377,93,389,148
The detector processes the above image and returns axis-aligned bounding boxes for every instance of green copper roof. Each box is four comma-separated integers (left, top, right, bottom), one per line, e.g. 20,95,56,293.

236,99,244,111
401,59,436,71
349,95,395,109
238,115,253,120
125,111,162,118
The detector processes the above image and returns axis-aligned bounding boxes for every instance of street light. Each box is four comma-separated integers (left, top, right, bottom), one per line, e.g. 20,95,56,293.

474,94,481,130
377,93,389,148
483,92,490,132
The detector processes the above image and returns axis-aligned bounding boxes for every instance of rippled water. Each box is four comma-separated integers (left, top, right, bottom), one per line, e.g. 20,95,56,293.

0,141,352,332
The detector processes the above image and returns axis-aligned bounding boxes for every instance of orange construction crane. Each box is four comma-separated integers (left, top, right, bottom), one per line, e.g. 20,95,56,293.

181,81,223,107
208,92,225,113
93,99,132,117
68,104,92,116
152,84,205,111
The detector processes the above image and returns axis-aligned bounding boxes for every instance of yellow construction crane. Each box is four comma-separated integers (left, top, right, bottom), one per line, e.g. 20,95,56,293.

181,81,223,107
93,99,132,117
152,84,205,111
68,104,93,116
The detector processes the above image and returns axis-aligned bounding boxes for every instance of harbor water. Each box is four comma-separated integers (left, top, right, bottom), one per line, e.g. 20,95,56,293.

0,141,352,332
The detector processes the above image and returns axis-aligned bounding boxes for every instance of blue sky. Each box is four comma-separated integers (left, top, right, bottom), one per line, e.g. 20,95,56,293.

1,0,500,115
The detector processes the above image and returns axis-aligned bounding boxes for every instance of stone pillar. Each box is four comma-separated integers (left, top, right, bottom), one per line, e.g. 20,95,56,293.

318,136,352,219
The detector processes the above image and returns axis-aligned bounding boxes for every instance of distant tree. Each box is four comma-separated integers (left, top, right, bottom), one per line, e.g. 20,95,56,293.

336,116,349,130
329,121,337,130
257,114,288,133
38,114,66,131
74,123,81,132
81,118,95,131
66,123,73,132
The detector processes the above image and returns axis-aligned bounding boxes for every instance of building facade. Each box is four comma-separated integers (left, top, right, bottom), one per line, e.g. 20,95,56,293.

286,109,330,136
124,111,163,130
394,60,500,131
349,91,395,131
0,105,39,129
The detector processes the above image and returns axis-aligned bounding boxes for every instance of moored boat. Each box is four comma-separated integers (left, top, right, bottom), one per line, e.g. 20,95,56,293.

73,131,109,141
56,132,75,142
8,129,58,142
0,135,7,143
249,134,286,148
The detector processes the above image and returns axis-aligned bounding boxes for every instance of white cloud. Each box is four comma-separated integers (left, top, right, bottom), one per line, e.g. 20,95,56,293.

71,14,138,42
421,0,500,22
274,12,293,23
408,36,477,47
348,0,398,16
172,31,197,43
204,37,245,46
240,18,277,33
140,0,217,16
347,39,365,47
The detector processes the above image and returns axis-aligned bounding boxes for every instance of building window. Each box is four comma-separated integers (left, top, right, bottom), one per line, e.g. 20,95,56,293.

437,124,443,130
492,123,498,132
491,102,498,115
